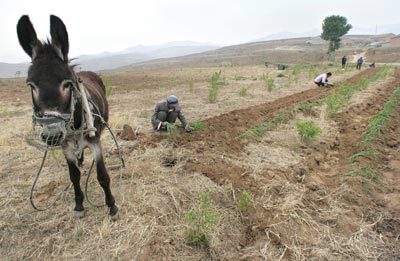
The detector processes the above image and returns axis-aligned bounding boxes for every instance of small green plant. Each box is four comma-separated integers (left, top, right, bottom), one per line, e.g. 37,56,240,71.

102,76,113,97
185,192,217,247
189,81,194,93
239,87,248,97
296,120,321,141
236,122,271,142
260,72,269,81
236,190,251,212
276,73,286,78
167,123,180,140
234,75,247,81
208,85,219,103
266,78,275,92
272,112,289,124
208,70,226,103
189,121,207,131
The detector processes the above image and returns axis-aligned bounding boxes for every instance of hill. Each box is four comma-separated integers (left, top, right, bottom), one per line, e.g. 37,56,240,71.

111,33,399,72
1,33,399,78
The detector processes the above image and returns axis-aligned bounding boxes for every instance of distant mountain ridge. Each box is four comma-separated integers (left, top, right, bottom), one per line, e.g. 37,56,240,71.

1,25,400,78
0,41,219,78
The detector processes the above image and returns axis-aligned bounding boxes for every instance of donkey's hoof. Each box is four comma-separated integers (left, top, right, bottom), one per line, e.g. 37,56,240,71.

109,206,119,221
74,210,85,219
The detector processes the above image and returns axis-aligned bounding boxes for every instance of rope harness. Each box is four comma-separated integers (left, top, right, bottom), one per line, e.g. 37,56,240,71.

27,74,124,211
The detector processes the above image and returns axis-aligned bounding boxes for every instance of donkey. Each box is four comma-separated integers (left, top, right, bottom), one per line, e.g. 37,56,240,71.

17,15,118,219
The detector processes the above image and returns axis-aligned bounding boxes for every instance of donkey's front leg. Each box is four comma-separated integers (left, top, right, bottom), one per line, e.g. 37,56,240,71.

66,160,85,218
90,142,118,220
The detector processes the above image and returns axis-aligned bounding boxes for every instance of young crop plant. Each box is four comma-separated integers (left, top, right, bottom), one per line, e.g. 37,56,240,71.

185,192,217,247
325,66,390,117
272,112,289,124
236,122,271,142
239,87,248,97
189,121,207,131
189,81,194,93
208,85,219,103
343,166,379,193
266,78,276,92
208,70,226,103
234,75,247,81
167,122,180,140
236,190,251,212
296,120,321,141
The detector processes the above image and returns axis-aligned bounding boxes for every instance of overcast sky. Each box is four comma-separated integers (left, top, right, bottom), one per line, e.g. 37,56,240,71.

1,0,399,63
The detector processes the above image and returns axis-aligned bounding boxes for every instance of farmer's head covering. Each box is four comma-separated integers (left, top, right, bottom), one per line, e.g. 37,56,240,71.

167,95,180,110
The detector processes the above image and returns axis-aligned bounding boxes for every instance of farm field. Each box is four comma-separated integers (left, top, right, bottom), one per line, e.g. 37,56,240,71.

0,63,399,260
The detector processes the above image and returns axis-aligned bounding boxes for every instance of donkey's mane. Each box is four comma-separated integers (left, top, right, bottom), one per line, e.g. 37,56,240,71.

33,39,68,63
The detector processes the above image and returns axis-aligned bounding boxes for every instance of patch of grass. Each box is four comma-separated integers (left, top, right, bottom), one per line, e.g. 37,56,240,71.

239,87,248,97
236,122,271,142
185,192,217,247
348,149,378,163
236,190,251,212
296,120,321,141
349,85,400,163
294,101,321,115
234,75,247,81
189,121,207,131
276,73,286,78
343,166,379,184
272,112,289,124
325,66,390,117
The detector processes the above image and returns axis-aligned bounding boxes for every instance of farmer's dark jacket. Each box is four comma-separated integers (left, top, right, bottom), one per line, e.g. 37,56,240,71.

151,100,188,129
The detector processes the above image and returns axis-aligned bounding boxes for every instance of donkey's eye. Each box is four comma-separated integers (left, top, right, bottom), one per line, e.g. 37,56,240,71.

63,81,73,89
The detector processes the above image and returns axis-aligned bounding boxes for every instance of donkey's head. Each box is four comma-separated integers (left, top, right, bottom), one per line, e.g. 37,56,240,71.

17,15,76,146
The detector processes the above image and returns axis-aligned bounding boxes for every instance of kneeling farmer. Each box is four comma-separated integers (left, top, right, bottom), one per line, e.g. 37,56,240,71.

314,72,332,87
151,95,193,132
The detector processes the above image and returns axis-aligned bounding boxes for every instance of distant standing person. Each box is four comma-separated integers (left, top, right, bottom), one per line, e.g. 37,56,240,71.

151,95,193,132
341,56,347,68
314,72,332,87
356,57,364,70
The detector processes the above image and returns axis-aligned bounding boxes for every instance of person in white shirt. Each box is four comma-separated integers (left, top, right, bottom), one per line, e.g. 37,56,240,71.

314,72,332,87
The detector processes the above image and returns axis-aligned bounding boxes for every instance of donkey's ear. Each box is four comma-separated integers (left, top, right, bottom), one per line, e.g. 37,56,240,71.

17,15,39,59
50,15,69,61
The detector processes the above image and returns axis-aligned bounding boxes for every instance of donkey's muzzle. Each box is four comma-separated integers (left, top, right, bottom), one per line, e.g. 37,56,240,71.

39,121,67,146
34,115,70,147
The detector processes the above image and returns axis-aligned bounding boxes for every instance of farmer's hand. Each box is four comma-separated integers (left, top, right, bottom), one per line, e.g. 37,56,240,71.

185,124,193,132
161,121,167,127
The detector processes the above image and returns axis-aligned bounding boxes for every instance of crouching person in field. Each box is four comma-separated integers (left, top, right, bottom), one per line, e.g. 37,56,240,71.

151,95,193,132
314,72,332,87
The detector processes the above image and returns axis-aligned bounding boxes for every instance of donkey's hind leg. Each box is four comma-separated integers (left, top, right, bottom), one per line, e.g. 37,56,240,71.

90,141,119,220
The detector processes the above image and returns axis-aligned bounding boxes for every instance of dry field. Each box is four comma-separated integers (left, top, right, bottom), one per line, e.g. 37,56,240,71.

0,63,399,260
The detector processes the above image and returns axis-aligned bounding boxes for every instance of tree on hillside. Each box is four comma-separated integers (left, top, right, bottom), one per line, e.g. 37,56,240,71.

321,15,352,56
